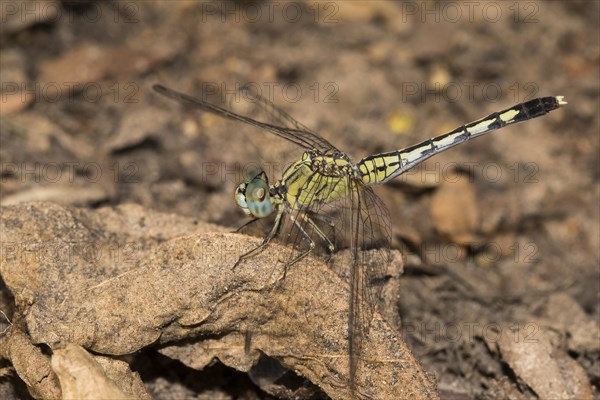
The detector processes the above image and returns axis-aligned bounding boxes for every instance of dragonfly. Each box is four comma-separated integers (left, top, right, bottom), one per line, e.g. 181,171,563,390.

153,83,566,397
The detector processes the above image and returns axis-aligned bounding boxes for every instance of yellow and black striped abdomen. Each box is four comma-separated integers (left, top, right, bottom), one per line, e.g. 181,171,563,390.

358,154,404,185
358,96,566,185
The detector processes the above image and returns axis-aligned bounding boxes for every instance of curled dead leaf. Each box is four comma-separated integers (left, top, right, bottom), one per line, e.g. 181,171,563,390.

0,202,438,399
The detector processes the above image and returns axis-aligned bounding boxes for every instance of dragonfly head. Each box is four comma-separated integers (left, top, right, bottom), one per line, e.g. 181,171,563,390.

235,168,273,218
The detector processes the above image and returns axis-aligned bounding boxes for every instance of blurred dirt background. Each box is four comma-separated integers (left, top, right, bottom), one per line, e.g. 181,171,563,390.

1,0,599,399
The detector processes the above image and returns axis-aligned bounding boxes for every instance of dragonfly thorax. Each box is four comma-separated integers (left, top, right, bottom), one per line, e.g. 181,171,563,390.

266,150,359,210
306,149,355,177
234,169,274,218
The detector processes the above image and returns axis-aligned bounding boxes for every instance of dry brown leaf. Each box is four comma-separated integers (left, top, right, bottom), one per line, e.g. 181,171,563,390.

543,293,600,354
0,202,438,399
51,343,149,399
0,327,61,399
430,176,480,245
495,324,594,399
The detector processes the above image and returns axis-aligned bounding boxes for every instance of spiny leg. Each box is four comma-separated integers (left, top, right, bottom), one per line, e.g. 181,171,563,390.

233,207,284,269
301,212,335,254
284,213,316,274
235,217,260,233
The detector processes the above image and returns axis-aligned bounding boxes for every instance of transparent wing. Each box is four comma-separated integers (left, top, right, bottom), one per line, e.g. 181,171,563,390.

153,84,339,153
347,183,392,394
276,172,392,393
240,85,326,137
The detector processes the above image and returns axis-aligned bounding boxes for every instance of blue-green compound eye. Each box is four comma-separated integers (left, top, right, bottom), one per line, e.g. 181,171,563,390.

246,176,272,218
234,169,273,218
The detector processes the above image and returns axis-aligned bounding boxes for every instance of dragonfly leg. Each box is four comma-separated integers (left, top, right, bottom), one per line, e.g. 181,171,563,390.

233,207,284,269
301,213,335,254
283,213,316,278
235,217,259,233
